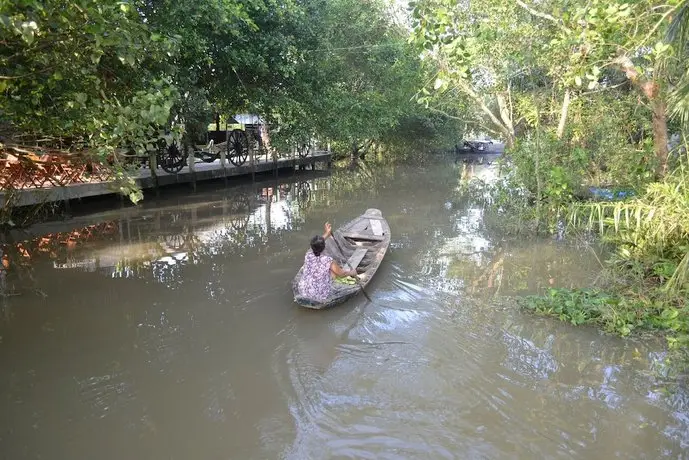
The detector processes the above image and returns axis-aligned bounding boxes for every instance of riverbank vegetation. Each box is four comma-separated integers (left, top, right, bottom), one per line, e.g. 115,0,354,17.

409,0,689,364
3,0,689,360
0,0,461,204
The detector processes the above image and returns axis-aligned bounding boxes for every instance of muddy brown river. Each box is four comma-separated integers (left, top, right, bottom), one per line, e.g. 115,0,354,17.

1,160,687,459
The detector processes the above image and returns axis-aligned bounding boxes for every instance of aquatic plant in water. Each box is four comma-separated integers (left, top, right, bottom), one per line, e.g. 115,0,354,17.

523,165,689,365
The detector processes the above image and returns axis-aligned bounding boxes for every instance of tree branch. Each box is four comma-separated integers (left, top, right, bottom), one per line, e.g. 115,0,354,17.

515,0,571,35
556,88,571,139
1,66,58,80
428,107,500,134
454,80,515,142
580,81,628,96
428,106,464,120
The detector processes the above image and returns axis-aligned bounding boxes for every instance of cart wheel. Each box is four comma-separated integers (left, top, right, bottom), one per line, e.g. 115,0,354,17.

227,130,249,166
159,142,185,173
230,214,249,232
237,191,251,211
296,181,311,207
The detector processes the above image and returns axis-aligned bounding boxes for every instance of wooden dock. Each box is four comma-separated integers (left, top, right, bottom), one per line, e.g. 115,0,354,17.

1,152,332,207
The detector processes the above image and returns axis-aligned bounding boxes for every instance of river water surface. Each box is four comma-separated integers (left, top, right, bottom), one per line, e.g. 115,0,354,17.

1,160,687,459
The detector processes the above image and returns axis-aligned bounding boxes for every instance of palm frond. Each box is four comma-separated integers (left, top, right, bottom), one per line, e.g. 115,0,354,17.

665,250,689,293
666,0,689,48
667,0,689,128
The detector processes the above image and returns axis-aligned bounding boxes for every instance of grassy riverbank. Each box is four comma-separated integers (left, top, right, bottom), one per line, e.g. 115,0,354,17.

465,159,689,369
541,170,689,366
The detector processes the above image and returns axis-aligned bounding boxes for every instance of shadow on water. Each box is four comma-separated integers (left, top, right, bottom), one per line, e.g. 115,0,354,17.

1,160,688,459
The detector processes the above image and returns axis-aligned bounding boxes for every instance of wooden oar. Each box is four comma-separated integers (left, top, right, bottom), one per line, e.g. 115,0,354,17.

355,276,372,302
330,231,372,303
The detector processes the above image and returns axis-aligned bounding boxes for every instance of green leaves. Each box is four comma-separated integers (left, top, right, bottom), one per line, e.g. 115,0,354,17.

19,20,38,44
0,14,40,44
520,287,685,338
2,0,172,138
653,40,671,56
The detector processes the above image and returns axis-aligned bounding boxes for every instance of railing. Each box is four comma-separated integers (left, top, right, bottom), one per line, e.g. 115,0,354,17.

0,146,331,192
0,152,113,190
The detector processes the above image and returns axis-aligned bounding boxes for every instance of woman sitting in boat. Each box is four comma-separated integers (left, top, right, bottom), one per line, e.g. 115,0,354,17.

298,222,357,301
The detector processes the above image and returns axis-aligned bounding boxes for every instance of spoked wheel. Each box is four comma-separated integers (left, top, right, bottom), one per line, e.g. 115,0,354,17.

231,191,251,213
227,130,249,166
159,141,185,173
295,181,311,207
230,214,250,232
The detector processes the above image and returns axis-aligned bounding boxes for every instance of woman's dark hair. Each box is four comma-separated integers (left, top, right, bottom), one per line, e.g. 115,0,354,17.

310,235,326,256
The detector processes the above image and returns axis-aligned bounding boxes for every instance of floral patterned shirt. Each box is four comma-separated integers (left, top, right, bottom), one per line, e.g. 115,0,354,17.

298,250,333,301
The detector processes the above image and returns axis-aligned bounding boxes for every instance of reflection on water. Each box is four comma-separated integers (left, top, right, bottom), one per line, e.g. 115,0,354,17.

1,162,688,459
0,176,326,292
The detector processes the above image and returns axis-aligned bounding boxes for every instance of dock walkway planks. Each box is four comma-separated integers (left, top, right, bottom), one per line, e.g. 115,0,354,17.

1,152,332,207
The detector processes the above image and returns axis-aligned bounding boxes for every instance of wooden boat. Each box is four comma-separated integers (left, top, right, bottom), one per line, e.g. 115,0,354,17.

292,208,391,309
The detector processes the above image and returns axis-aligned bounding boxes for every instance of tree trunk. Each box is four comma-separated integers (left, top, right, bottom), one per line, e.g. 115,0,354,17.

350,139,373,165
651,98,669,177
457,80,515,147
556,89,571,139
261,123,275,162
350,140,360,164
535,119,542,234
359,140,372,161
614,56,669,177
497,92,515,142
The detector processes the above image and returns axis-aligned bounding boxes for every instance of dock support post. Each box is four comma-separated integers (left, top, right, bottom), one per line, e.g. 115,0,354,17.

148,151,160,197
265,193,272,235
221,126,228,186
187,146,197,192
249,135,255,182
220,148,227,168
291,146,296,176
